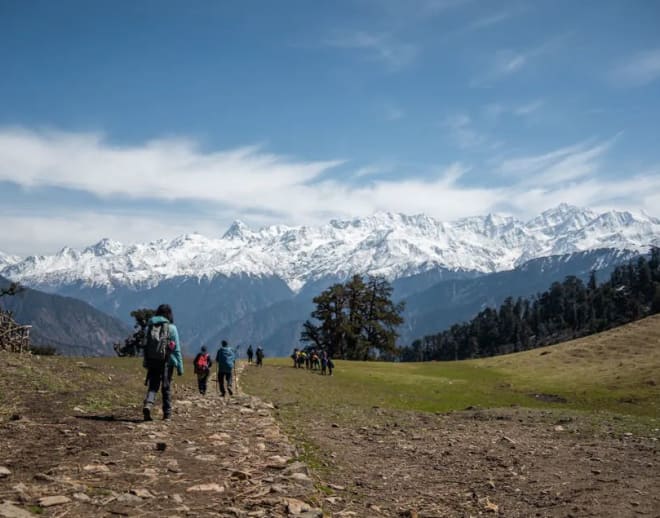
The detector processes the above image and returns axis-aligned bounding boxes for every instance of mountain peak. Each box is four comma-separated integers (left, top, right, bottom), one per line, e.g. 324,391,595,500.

222,220,252,240
84,238,124,256
0,251,21,268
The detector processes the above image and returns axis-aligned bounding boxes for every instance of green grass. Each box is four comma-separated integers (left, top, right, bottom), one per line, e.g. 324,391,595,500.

242,314,660,426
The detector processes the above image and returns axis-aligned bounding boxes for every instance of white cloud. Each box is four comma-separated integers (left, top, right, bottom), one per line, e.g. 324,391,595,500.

441,113,502,151
0,127,342,204
0,128,657,255
506,174,660,219
467,11,515,31
472,35,567,86
483,100,544,122
513,99,544,116
324,31,418,70
0,211,206,257
611,49,660,87
497,140,612,186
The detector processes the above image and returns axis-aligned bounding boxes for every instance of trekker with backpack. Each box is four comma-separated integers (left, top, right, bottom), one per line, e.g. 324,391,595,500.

142,304,183,421
193,346,212,395
247,344,254,364
255,346,264,367
216,340,235,397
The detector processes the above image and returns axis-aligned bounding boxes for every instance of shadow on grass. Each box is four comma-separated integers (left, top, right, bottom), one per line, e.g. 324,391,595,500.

75,415,144,423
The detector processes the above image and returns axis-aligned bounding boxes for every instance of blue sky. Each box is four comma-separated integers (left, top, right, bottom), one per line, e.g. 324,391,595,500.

1,0,659,255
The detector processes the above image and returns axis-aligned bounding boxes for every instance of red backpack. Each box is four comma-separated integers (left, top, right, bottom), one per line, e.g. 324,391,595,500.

195,353,209,373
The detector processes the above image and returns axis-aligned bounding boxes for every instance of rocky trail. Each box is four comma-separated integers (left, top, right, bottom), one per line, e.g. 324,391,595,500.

1,353,659,517
0,361,325,517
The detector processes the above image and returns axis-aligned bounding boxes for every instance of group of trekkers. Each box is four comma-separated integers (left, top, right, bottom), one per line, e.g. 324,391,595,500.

291,348,334,375
140,303,266,421
193,342,266,396
246,344,265,366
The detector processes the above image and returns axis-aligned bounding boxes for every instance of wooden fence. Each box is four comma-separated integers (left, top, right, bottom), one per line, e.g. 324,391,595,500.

0,310,31,353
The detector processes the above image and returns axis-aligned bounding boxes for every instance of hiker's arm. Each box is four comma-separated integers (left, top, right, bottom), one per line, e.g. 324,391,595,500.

170,326,183,375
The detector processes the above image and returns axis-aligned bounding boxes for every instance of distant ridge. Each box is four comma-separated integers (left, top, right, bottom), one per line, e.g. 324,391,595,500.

0,275,130,356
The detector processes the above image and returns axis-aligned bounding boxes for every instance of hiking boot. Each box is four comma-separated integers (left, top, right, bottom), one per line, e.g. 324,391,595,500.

227,387,233,396
143,406,153,422
163,414,171,421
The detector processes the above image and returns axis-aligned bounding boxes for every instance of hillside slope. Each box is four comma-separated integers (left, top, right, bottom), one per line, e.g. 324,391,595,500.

480,313,660,413
0,275,130,356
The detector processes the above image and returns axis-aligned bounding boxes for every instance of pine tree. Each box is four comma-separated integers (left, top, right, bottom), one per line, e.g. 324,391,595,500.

301,275,404,360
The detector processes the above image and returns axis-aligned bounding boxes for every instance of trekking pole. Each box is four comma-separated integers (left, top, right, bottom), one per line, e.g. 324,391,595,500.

234,346,240,394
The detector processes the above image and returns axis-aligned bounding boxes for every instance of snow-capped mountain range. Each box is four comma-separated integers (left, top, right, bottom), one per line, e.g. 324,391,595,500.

2,204,659,292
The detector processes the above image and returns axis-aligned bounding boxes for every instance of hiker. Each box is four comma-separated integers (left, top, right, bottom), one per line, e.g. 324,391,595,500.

327,355,334,376
247,344,254,364
311,350,320,370
142,304,183,421
255,345,264,367
216,340,235,397
193,346,212,395
321,351,328,375
291,348,299,368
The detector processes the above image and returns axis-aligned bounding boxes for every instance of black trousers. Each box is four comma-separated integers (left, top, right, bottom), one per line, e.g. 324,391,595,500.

218,370,233,395
197,372,209,394
144,360,173,416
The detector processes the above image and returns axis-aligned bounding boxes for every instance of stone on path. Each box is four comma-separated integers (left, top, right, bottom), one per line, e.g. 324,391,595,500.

288,472,313,486
130,488,154,498
194,454,218,462
186,483,225,493
38,495,71,507
83,464,110,474
0,467,11,478
284,497,310,514
0,501,34,518
209,432,231,441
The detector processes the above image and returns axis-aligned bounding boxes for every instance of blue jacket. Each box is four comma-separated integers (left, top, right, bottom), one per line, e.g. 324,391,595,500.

146,315,184,375
216,345,235,372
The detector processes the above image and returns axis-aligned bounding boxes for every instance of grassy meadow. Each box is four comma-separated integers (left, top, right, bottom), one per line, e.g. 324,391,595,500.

2,314,657,428
242,314,660,427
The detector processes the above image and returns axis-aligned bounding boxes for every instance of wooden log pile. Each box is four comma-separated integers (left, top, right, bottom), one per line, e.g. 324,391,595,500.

0,309,31,353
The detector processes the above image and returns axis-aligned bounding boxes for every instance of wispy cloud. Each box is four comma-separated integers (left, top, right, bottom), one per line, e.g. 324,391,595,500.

497,139,614,186
472,35,567,86
513,99,544,116
0,128,657,255
467,11,516,31
441,113,502,151
494,50,528,75
324,30,418,70
610,48,660,87
484,99,545,121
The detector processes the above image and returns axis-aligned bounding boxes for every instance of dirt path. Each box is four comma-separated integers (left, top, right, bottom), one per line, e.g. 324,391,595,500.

0,360,324,517
1,353,659,517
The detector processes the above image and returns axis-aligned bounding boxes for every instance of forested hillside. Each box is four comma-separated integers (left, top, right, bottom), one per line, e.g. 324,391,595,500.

401,248,660,361
0,275,130,356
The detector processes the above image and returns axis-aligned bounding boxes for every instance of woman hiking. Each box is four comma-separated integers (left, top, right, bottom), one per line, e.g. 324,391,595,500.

142,304,184,421
193,345,212,395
